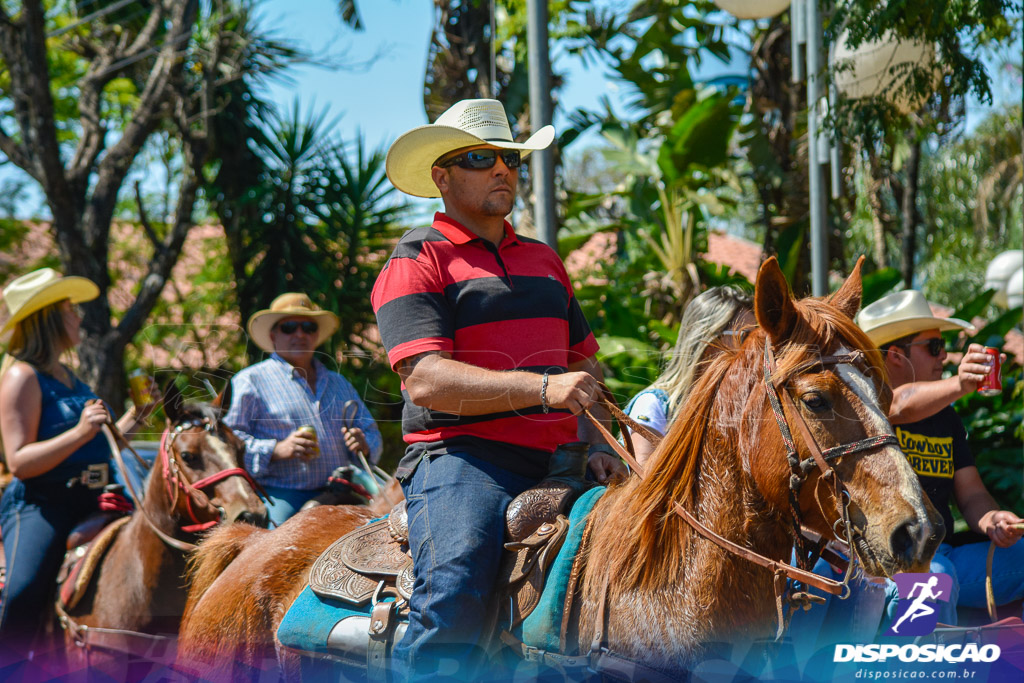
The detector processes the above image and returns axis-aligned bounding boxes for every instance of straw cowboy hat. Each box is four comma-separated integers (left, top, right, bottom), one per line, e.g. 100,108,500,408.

856,290,975,347
386,98,555,198
248,293,340,353
1,267,99,335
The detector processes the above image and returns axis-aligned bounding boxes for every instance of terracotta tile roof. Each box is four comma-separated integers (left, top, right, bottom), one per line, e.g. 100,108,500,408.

705,230,764,282
1,222,242,369
564,229,764,283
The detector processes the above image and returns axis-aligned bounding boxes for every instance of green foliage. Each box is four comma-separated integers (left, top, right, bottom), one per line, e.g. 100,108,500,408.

860,267,903,305
206,99,409,465
831,0,1019,122
594,334,663,404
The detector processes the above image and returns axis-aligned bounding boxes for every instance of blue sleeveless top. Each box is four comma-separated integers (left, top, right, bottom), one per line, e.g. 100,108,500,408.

25,367,111,485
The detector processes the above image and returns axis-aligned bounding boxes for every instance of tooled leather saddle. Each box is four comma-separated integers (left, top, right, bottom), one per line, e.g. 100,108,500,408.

306,442,595,669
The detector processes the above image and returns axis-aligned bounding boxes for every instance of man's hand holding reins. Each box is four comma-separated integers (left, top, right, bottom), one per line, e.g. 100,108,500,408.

545,371,600,414
343,427,369,457
983,510,1024,548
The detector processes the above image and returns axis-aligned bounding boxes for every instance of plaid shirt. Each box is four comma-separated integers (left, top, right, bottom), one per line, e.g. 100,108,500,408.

224,353,382,490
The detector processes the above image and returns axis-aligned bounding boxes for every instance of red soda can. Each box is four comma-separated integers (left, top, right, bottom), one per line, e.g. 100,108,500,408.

978,347,1002,397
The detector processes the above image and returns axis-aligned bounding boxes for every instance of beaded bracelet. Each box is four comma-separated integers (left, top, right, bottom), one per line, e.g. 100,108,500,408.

540,372,550,413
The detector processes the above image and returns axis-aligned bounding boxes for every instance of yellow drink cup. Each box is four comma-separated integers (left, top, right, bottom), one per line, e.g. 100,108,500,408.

297,425,320,458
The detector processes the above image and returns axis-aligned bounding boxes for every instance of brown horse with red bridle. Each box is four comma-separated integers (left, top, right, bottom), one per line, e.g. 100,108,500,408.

57,382,268,674
175,258,942,680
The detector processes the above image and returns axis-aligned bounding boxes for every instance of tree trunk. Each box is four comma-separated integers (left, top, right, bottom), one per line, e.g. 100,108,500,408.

900,139,922,288
78,332,130,414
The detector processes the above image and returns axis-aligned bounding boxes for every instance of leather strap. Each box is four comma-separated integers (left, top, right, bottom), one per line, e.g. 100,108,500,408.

669,502,844,596
581,400,849,597
57,601,172,658
500,630,685,683
986,540,997,622
367,600,399,682
102,425,198,553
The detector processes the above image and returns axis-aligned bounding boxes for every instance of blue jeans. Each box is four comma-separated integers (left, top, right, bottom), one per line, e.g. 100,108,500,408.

0,479,101,651
788,551,887,660
260,485,321,527
884,541,1024,627
395,450,538,682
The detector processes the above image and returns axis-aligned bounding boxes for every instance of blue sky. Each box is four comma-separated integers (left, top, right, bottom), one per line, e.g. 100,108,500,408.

0,2,1017,218
255,0,635,152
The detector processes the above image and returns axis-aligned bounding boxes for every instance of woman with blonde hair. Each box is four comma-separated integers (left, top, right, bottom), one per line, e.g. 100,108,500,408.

0,268,149,650
624,285,754,465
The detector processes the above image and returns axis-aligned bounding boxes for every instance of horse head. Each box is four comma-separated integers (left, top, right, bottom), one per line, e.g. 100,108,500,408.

159,382,268,530
583,257,944,662
748,256,943,577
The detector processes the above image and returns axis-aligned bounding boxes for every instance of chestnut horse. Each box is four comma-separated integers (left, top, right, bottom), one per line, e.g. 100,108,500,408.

577,257,942,673
176,258,942,679
58,382,268,671
177,478,404,678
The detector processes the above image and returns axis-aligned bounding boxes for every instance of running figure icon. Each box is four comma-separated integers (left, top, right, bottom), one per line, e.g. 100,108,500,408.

891,576,944,634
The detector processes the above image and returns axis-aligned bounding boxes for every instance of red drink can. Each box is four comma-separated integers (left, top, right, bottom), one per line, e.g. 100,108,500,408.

978,347,1002,397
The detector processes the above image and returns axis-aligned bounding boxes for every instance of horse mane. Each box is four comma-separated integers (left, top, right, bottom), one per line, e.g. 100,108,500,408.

588,295,886,600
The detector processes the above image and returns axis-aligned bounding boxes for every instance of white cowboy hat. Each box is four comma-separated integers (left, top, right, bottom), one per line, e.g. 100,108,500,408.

1,268,99,335
855,290,975,347
248,292,340,353
386,98,555,198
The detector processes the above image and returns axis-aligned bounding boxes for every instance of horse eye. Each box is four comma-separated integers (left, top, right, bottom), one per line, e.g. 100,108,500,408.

180,451,200,465
801,392,831,413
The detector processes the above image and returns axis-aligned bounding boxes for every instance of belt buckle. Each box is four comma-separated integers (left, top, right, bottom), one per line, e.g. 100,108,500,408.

83,463,109,489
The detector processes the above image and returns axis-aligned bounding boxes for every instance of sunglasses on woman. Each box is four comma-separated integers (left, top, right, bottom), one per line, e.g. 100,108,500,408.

904,338,945,357
277,321,318,335
437,148,522,170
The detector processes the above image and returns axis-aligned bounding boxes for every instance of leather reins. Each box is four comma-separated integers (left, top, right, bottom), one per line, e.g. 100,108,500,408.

582,340,901,638
102,419,267,553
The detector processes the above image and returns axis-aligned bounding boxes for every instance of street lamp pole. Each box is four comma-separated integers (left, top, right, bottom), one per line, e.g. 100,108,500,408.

806,0,829,296
526,0,557,249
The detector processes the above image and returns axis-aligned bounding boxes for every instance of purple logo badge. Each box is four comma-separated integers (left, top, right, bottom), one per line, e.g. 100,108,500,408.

885,572,953,636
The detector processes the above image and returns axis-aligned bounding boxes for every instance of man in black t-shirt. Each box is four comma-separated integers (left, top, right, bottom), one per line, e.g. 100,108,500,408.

858,290,1023,627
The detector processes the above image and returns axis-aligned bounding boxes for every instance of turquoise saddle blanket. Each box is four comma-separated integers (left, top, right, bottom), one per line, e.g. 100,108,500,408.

276,486,606,654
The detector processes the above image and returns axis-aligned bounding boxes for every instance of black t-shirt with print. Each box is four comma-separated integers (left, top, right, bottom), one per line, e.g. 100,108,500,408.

895,405,974,538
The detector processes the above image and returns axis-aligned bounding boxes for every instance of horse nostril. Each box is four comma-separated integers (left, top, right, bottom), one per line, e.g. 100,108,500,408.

889,519,922,562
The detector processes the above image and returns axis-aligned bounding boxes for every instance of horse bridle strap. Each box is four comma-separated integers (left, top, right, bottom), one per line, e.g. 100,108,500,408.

585,341,901,595
101,425,200,553
160,422,269,533
761,344,900,473
582,389,850,596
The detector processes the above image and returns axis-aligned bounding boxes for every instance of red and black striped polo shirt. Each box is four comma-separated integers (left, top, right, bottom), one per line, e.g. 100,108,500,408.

371,212,599,460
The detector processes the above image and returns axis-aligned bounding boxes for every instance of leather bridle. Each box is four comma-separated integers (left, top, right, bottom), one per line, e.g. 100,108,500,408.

584,339,901,637
104,418,267,553
159,419,268,534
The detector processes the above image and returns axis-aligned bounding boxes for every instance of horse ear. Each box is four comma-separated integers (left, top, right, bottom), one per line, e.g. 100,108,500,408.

163,381,185,423
829,255,865,320
754,256,798,342
212,380,232,413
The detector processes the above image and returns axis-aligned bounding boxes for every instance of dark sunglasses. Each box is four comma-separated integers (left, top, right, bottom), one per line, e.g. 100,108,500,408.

437,148,521,171
904,338,945,357
277,321,319,335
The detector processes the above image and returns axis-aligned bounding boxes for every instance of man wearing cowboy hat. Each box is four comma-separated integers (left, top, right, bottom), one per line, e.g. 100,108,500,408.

224,292,382,527
857,289,1023,627
372,98,626,680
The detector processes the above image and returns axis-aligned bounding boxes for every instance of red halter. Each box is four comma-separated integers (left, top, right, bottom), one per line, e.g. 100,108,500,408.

159,420,267,533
